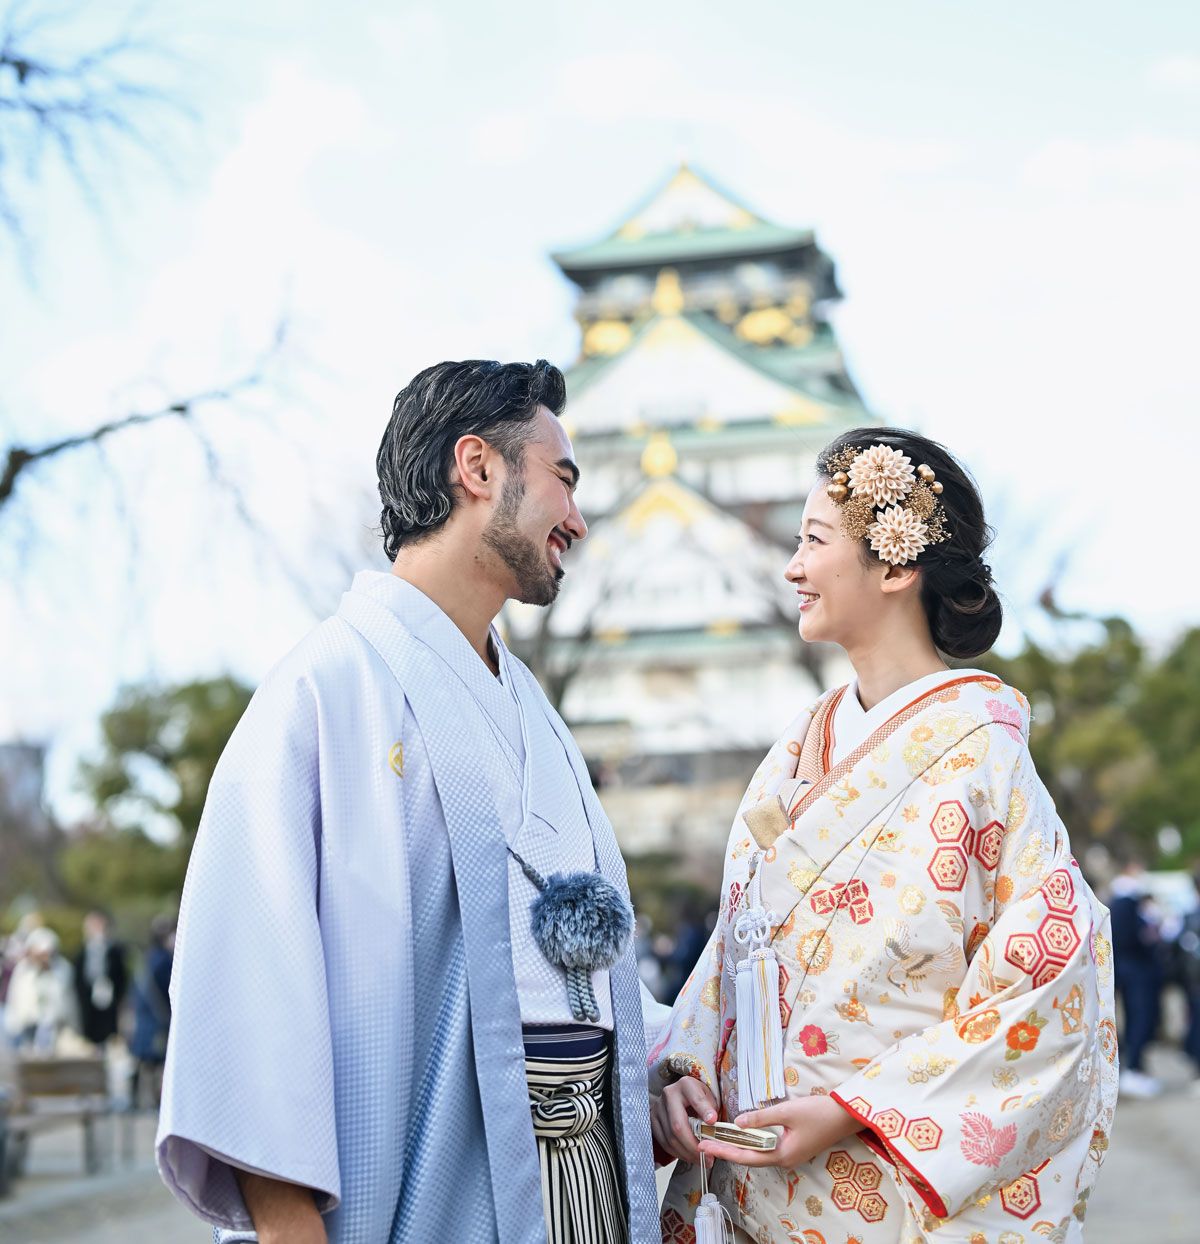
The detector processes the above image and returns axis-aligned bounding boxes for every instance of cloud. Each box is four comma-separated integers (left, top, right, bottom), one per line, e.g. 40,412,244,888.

1147,53,1200,92
470,110,542,165
550,54,962,183
1021,134,1200,194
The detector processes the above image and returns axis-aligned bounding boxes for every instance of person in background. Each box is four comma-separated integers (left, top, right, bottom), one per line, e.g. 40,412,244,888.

1174,873,1200,1093
73,910,128,1048
129,915,175,1107
1,913,45,1013
660,896,711,1002
4,927,77,1051
1109,857,1163,1098
634,913,664,1000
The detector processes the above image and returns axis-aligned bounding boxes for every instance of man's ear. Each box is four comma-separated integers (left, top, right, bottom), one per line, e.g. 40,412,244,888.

879,561,921,595
453,434,496,501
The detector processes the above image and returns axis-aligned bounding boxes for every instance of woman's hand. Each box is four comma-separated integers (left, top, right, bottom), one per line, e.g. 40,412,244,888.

650,1076,720,1167
697,1094,861,1170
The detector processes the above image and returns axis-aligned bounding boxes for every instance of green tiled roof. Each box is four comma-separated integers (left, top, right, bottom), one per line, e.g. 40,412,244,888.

569,416,861,456
564,311,861,410
552,221,814,274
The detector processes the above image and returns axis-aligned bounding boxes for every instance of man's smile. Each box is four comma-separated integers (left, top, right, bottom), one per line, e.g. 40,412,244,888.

547,529,570,569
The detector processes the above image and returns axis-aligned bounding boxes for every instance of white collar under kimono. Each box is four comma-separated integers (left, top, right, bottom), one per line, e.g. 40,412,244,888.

830,667,991,765
357,571,613,1029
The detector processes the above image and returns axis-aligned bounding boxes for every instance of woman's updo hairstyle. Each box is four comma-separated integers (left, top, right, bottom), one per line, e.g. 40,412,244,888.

815,427,1003,659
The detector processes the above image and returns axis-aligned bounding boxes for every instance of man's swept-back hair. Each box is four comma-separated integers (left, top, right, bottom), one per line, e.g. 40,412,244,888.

376,358,566,558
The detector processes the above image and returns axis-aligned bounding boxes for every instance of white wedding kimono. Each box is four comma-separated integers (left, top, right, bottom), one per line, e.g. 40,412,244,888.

156,572,658,1244
653,673,1117,1244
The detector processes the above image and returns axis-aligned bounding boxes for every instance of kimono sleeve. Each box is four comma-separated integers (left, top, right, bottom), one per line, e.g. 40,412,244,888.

156,667,340,1232
647,916,726,1098
830,726,1116,1224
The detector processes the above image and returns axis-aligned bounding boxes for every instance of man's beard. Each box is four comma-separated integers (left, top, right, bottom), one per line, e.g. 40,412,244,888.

481,471,563,607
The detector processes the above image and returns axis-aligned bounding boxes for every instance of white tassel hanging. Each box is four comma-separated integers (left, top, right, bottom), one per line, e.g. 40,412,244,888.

694,1147,734,1243
694,1194,731,1244
733,905,784,1110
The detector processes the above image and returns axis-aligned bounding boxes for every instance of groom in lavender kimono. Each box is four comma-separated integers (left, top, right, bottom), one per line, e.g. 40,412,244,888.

156,359,660,1244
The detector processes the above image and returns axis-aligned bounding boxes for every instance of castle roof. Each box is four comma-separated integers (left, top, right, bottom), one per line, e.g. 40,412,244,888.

552,164,813,276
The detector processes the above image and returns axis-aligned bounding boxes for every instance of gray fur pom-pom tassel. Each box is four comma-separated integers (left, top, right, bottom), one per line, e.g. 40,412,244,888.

531,871,634,971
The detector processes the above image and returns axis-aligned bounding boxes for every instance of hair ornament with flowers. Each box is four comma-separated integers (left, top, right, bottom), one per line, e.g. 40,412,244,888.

824,443,949,565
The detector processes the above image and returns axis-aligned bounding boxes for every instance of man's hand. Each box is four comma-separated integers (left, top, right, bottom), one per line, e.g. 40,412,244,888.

235,1170,328,1244
697,1094,861,1169
650,1076,720,1167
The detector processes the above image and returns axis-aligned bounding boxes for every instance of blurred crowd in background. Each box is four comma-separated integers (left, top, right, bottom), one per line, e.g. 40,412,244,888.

0,909,174,1108
4,858,1199,1106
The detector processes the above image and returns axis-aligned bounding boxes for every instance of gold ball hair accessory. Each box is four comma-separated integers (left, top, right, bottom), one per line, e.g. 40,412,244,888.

823,444,950,565
825,469,850,502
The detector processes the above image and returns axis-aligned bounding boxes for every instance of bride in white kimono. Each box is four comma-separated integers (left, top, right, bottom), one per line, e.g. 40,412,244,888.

650,429,1117,1244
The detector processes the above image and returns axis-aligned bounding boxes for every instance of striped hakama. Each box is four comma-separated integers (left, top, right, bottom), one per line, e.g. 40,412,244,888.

524,1025,627,1244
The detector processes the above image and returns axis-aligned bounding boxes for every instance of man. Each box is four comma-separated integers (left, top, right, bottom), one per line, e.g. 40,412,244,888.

1109,857,1163,1098
156,360,658,1243
73,910,127,1047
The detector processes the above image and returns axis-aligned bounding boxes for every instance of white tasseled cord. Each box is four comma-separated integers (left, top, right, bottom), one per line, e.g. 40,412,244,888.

733,890,784,1111
694,1151,735,1243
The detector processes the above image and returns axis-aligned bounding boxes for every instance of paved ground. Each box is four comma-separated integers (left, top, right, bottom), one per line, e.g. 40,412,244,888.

0,1113,200,1243
1084,1044,1197,1244
1,1047,1195,1242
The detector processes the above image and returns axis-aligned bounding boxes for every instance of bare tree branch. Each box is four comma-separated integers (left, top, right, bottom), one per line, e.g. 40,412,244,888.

0,1,189,254
0,361,273,511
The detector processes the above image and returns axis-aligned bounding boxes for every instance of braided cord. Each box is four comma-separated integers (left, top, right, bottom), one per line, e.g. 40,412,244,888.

507,846,547,891
566,966,600,1023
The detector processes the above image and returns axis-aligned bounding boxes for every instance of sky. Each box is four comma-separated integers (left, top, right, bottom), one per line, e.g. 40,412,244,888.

2,0,1199,817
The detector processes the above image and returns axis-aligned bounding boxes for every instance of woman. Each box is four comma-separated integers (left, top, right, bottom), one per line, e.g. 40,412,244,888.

650,429,1117,1244
4,926,76,1051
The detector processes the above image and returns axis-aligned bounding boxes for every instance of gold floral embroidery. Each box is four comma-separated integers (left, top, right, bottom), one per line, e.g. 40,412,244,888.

1007,788,1028,831
1017,831,1047,876
1049,1101,1074,1141
699,975,721,1010
956,1008,1002,1043
835,983,874,1025
789,862,819,895
797,929,835,975
1093,934,1113,985
906,1051,956,1083
903,710,989,784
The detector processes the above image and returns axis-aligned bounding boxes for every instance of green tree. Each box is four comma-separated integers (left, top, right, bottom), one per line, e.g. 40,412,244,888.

984,621,1200,863
1124,628,1200,859
81,676,252,842
43,677,254,920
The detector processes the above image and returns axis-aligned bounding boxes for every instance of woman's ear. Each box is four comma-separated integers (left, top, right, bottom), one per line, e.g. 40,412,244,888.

879,562,921,595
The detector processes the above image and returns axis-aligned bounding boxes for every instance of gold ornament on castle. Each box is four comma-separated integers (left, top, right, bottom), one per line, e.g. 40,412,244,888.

824,445,950,565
